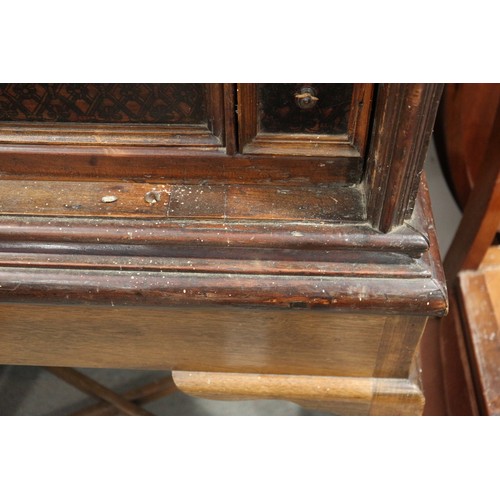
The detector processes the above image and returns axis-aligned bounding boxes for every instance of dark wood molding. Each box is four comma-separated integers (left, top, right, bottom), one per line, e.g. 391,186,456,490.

0,265,446,315
0,177,446,316
0,122,223,147
223,83,237,155
206,83,226,144
0,185,429,257
364,83,444,232
0,217,428,256
0,145,360,185
236,84,373,183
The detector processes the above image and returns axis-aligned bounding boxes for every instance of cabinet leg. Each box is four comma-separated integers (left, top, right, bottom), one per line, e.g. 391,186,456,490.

172,371,424,416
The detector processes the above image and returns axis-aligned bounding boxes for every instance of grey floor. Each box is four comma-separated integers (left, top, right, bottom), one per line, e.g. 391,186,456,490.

0,137,462,416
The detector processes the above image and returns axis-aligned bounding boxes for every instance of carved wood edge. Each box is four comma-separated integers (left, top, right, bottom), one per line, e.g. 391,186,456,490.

172,371,424,416
0,146,359,185
0,177,447,315
0,123,223,147
0,216,428,255
365,83,444,233
0,268,447,314
0,178,432,257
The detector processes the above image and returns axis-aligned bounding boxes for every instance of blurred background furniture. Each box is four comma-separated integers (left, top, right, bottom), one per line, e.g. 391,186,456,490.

423,83,500,415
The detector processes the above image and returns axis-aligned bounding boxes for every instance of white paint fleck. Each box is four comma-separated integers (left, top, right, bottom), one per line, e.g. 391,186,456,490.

101,195,118,203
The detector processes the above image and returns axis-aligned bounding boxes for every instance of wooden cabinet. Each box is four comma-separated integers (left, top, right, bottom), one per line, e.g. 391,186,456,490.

0,83,447,415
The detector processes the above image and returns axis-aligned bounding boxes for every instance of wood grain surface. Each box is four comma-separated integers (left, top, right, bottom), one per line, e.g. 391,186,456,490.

172,371,424,416
0,304,425,378
0,177,446,315
0,84,445,415
365,83,444,232
0,180,364,222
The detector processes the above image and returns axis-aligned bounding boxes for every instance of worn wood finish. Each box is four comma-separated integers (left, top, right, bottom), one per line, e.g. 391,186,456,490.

0,84,440,229
0,84,446,415
0,212,428,256
0,123,223,147
0,267,445,314
0,250,431,279
0,180,364,222
0,170,436,262
480,250,500,325
419,317,448,415
0,304,426,377
417,173,448,304
365,84,443,232
0,180,172,218
0,177,446,314
481,246,500,269
206,83,226,145
222,84,237,156
0,82,445,243
0,146,362,185
172,371,424,416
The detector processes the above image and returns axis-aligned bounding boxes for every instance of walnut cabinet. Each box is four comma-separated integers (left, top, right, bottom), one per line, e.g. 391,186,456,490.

0,83,446,415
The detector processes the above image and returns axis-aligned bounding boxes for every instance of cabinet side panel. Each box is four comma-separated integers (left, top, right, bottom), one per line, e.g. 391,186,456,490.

0,304,421,378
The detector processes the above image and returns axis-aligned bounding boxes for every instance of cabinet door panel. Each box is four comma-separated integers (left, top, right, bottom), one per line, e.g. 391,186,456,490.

259,83,353,135
238,83,373,163
0,83,225,147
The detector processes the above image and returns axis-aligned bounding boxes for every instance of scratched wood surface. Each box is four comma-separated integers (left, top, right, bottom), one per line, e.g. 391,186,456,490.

0,176,446,315
364,84,443,232
0,179,363,222
0,84,446,415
